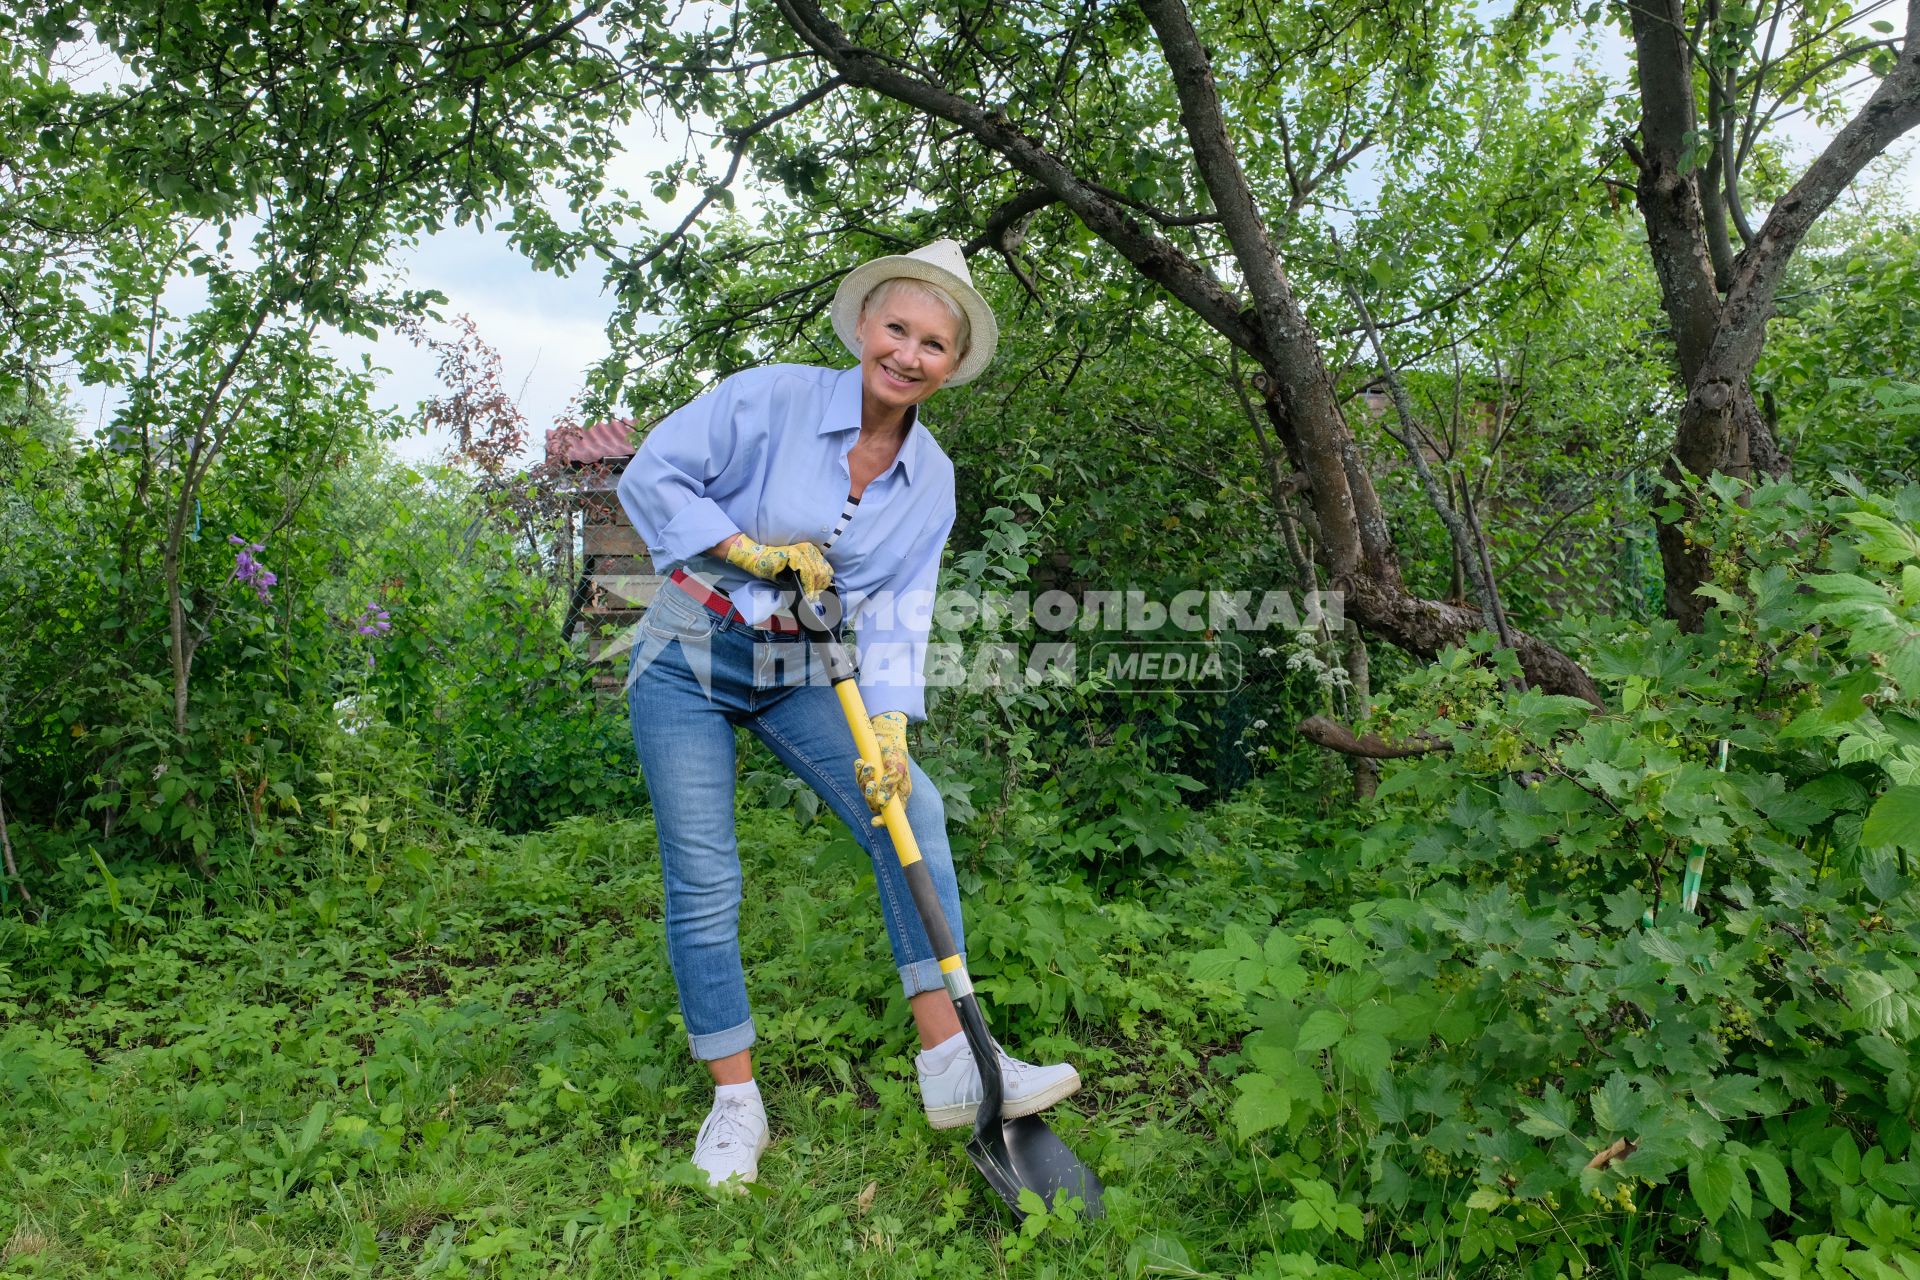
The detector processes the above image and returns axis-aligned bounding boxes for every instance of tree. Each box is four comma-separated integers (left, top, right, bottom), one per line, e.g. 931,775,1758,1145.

2,0,651,743
559,0,1917,674
559,0,1623,702
1621,0,1920,626
11,0,1915,719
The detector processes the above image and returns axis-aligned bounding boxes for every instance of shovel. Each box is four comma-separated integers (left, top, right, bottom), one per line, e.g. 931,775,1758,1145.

779,573,1105,1221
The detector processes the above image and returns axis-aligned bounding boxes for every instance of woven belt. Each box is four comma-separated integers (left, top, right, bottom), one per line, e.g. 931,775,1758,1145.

668,566,801,634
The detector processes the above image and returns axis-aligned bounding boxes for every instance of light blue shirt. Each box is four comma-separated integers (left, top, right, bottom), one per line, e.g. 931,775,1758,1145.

617,363,957,721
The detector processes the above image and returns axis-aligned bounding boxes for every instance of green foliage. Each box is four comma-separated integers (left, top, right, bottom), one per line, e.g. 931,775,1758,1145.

0,800,1297,1277
1195,477,1920,1276
341,478,643,835
8,480,1920,1277
2,360,400,857
6,0,1920,1272
1759,195,1920,485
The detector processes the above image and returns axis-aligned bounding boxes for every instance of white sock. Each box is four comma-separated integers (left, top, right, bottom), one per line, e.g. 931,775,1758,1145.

919,1032,967,1070
713,1080,763,1111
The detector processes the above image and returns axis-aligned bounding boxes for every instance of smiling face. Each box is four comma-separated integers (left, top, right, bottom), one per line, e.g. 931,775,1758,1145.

853,282,966,426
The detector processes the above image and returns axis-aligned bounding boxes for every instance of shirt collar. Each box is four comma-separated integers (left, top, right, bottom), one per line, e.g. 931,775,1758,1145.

819,364,922,484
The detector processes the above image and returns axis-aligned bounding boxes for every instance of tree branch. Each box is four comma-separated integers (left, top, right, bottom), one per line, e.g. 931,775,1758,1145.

1137,0,1302,346
1230,351,1318,589
770,0,1261,351
1079,180,1221,227
1698,9,1737,286
627,76,847,276
1717,9,1920,363
1138,0,1383,583
1343,266,1506,640
1298,715,1450,759
1628,0,1723,379
0,770,27,912
965,186,1055,256
1720,97,1757,246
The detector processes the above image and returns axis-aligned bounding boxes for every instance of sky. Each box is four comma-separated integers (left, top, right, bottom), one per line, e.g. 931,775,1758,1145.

60,12,1917,470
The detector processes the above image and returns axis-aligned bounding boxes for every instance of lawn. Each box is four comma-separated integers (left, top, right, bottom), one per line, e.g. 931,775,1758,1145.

2,806,1301,1278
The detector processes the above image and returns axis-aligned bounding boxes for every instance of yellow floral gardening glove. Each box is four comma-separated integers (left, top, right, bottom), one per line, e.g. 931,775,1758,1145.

855,711,912,822
723,535,833,601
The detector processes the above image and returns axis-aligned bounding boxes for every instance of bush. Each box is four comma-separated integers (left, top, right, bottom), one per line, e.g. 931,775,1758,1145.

1197,476,1920,1276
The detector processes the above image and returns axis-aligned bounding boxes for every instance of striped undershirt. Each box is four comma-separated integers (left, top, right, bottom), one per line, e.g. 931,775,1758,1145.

821,492,860,550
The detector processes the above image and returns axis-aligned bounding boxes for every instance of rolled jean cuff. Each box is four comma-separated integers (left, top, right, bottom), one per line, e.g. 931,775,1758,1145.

688,1015,756,1061
899,954,963,1000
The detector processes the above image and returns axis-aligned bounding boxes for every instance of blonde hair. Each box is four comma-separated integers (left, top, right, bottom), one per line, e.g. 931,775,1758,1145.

860,278,971,355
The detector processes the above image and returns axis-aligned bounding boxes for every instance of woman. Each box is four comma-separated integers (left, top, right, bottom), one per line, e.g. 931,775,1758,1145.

617,239,1080,1187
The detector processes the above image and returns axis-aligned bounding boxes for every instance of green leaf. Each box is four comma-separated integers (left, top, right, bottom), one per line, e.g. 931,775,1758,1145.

1690,1151,1737,1223
1863,787,1920,851
1517,1086,1577,1139
1842,513,1920,565
1124,1235,1192,1278
1373,766,1424,798
1335,1031,1391,1079
1746,1149,1791,1214
1296,1009,1347,1054
1858,1034,1908,1073
1351,1002,1402,1036
296,1100,330,1153
1233,1074,1293,1140
1693,1074,1766,1120
1187,947,1239,982
1591,1073,1642,1134
1726,1152,1752,1220
1831,1131,1862,1183
1263,928,1302,969
1846,967,1913,1033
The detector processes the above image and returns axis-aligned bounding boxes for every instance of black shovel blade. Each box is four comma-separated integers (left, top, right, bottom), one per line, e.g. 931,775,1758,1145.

965,1114,1106,1220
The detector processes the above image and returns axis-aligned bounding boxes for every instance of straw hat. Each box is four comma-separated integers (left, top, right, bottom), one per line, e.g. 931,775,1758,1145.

831,238,999,386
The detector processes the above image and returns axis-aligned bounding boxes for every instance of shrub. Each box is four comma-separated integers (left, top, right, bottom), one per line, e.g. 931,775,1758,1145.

1199,476,1920,1276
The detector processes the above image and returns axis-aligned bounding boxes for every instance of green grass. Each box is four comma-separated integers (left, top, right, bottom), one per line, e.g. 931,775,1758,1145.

0,808,1301,1278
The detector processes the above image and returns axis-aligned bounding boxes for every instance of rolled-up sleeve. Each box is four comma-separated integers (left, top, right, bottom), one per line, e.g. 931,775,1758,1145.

616,374,755,565
854,503,954,723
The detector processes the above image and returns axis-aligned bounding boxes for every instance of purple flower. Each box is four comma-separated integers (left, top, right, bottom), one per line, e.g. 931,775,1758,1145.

355,603,392,637
229,536,275,603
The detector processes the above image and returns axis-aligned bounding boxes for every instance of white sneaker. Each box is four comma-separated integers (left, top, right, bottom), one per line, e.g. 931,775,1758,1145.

918,1039,1082,1131
692,1096,771,1187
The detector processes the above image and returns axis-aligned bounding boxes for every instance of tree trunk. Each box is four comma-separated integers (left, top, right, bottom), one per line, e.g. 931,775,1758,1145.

1658,381,1784,629
0,771,27,911
1343,622,1379,798
1629,0,1920,628
778,0,1613,700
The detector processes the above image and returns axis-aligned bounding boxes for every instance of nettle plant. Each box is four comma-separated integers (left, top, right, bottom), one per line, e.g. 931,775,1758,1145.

1195,477,1920,1276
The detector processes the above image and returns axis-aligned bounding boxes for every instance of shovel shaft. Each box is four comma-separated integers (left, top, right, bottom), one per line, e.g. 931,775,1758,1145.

783,575,1007,1143
781,581,973,1002
832,681,972,1005
782,575,1097,1220
830,677,1006,1138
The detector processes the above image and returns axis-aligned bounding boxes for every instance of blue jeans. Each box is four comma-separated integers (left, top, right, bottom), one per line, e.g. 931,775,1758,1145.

627,581,967,1060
